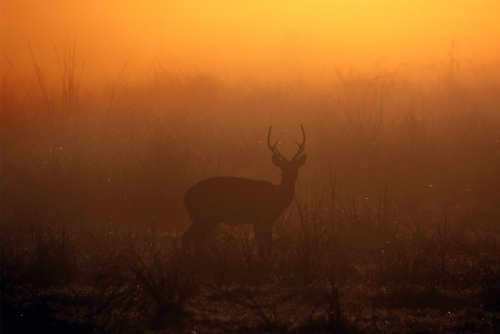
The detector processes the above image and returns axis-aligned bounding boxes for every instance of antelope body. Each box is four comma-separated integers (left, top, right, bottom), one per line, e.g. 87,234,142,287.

182,126,307,254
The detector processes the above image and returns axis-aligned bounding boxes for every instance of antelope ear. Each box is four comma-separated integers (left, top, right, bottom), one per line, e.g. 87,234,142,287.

271,154,283,166
296,154,307,166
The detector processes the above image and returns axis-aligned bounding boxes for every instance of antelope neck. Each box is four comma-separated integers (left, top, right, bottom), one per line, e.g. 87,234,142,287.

278,175,297,192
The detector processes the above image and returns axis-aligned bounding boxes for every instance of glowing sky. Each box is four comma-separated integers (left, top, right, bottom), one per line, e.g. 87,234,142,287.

1,1,500,85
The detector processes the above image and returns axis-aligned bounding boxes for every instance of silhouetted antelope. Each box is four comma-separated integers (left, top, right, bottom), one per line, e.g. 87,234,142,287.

182,125,307,254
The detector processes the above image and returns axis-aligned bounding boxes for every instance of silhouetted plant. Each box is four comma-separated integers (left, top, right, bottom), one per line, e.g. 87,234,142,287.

25,222,79,287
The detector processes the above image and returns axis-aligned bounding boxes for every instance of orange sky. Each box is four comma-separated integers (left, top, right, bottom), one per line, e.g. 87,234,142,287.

1,1,500,86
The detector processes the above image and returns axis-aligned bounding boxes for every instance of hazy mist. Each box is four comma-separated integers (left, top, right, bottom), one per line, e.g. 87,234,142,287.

2,1,500,87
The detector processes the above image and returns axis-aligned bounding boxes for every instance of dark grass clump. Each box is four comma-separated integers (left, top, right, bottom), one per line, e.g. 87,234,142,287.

1,222,79,288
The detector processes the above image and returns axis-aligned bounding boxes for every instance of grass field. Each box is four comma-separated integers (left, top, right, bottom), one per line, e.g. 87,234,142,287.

1,57,499,332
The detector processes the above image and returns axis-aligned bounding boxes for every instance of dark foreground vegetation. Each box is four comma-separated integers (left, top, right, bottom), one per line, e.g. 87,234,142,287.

1,53,500,332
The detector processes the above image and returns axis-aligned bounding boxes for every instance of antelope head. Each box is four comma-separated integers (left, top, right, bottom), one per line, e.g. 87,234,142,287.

267,125,307,184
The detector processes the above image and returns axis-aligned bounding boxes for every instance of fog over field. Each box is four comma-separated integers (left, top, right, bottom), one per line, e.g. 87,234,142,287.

2,1,500,84
1,1,500,333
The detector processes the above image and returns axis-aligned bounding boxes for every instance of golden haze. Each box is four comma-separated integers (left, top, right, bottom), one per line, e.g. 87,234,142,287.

1,0,500,86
